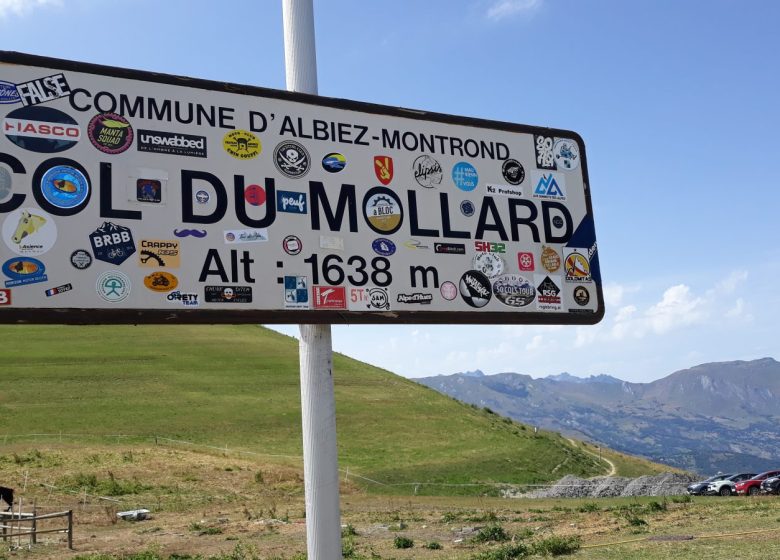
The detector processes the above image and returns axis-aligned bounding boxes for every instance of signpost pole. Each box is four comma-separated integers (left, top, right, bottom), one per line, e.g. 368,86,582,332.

282,1,342,558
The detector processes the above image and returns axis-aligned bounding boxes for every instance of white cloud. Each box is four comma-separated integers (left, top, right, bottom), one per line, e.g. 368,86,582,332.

714,269,748,294
645,284,706,334
486,0,542,21
0,0,59,18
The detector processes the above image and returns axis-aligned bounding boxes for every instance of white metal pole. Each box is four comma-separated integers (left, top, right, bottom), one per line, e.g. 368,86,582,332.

282,2,341,559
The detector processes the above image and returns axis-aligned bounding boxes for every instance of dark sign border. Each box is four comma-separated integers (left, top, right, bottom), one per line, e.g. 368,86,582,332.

0,51,603,326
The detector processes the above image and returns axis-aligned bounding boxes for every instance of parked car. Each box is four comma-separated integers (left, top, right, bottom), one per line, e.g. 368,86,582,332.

706,473,756,496
760,476,780,495
687,474,733,496
735,470,780,496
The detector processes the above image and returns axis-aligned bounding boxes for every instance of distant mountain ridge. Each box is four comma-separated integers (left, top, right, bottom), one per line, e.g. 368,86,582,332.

417,358,780,474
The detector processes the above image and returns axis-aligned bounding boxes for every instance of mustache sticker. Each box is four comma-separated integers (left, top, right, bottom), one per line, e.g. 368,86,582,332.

174,229,207,238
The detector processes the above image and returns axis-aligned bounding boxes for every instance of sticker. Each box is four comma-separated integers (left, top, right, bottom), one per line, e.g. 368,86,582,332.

274,140,310,178
40,165,89,209
137,179,162,203
472,252,505,278
276,190,307,214
374,155,393,185
223,130,261,160
0,167,12,201
372,238,396,256
541,246,561,272
320,235,344,251
87,113,133,154
96,270,131,303
0,288,10,305
553,138,580,171
312,285,347,309
452,162,478,191
167,290,200,307
365,287,390,310
244,184,266,206
174,229,207,238
440,281,458,301
404,239,429,250
564,249,591,282
493,274,535,308
0,81,21,104
534,134,556,169
412,155,442,188
397,292,432,305
90,222,135,265
3,208,57,256
531,170,566,200
535,274,562,311
363,188,403,234
224,228,268,244
474,241,506,253
518,252,535,272
195,190,210,204
3,105,80,153
15,73,71,106
434,242,465,255
2,257,47,287
223,228,268,245
322,152,346,173
459,270,491,308
552,216,564,229
283,235,302,255
144,271,178,292
137,129,207,157
45,283,72,297
284,276,309,309
139,239,180,268
485,184,522,197
501,159,525,185
573,285,591,306
70,249,92,270
460,200,475,217
204,286,252,303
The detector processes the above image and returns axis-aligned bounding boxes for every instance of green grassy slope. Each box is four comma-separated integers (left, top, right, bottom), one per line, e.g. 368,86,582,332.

0,325,669,492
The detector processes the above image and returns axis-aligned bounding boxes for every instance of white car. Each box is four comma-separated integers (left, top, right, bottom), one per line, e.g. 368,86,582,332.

706,472,756,496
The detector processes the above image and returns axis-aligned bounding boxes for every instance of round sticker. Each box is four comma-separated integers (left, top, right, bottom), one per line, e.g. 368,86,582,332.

472,252,505,278
452,162,478,191
371,238,396,256
87,113,133,154
283,235,302,255
223,130,261,160
96,270,131,303
2,207,57,256
460,200,475,217
553,138,580,171
244,184,266,206
40,165,89,209
322,152,346,173
459,270,492,308
440,281,458,301
195,190,210,204
70,249,92,270
573,286,590,306
0,166,11,201
144,271,178,292
3,105,80,153
565,251,591,280
493,274,535,307
274,141,310,178
412,155,443,188
363,188,403,234
501,159,525,185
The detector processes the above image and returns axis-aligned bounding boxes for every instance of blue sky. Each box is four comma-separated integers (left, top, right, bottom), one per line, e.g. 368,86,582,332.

3,0,777,382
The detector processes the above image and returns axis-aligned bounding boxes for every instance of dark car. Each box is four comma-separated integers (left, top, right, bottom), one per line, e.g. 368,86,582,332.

760,476,780,495
687,474,732,496
706,473,756,496
735,470,780,496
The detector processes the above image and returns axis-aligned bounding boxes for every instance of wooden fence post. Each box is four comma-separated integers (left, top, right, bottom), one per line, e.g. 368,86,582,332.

67,510,73,549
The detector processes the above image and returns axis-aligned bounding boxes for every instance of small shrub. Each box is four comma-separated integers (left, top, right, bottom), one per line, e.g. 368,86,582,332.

394,536,414,549
254,471,264,484
471,543,529,559
424,541,442,550
576,502,600,513
342,524,358,537
441,511,460,523
624,513,647,527
671,495,692,503
532,535,581,556
647,499,667,512
471,524,510,543
483,407,495,415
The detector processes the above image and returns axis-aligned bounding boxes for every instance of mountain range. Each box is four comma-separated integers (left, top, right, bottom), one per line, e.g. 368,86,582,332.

417,358,780,474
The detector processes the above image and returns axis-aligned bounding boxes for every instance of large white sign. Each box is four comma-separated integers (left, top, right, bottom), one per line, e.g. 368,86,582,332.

0,52,603,324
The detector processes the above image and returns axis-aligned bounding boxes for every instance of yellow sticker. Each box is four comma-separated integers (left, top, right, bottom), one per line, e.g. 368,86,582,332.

223,130,261,160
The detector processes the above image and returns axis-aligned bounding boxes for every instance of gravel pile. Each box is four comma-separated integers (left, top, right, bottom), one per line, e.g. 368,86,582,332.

517,472,697,499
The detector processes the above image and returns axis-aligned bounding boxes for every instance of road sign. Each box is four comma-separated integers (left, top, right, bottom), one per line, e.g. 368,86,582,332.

0,51,603,324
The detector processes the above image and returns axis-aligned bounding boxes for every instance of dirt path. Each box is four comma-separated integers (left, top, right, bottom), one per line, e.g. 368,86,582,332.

566,437,616,476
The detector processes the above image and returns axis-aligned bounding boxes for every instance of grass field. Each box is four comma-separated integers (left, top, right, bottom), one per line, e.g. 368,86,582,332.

0,444,777,560
0,324,669,493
